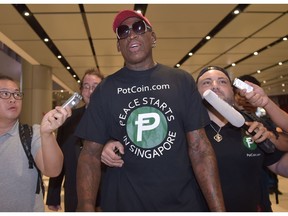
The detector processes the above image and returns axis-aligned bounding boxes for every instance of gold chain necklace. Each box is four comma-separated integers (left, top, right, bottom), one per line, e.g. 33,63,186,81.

210,124,223,142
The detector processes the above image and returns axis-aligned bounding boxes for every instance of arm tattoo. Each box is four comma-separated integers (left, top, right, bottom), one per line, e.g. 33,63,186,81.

187,129,225,211
76,140,103,211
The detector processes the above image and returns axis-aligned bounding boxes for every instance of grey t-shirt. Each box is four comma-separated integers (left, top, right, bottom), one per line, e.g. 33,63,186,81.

0,121,44,212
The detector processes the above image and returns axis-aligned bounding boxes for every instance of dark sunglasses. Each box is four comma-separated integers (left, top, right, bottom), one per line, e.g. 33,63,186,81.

116,20,151,40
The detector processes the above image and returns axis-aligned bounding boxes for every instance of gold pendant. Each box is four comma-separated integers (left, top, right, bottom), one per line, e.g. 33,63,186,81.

213,133,223,142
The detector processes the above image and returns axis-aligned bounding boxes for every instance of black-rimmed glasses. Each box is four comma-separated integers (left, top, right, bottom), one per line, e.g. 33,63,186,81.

0,91,24,100
116,20,151,40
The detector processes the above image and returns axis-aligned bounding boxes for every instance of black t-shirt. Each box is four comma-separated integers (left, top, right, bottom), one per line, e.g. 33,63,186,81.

206,121,283,212
75,64,211,211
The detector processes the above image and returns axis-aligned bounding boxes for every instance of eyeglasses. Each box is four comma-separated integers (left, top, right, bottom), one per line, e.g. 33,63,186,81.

0,91,24,100
116,20,151,40
82,84,98,92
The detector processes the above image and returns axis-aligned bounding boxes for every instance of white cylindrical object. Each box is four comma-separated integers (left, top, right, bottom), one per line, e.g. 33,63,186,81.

202,89,245,127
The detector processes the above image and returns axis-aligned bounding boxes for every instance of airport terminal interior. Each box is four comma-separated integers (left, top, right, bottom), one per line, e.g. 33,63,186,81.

1,3,288,212
1,4,288,105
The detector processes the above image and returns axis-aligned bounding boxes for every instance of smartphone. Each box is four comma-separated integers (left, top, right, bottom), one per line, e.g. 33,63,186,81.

62,92,82,108
233,78,253,93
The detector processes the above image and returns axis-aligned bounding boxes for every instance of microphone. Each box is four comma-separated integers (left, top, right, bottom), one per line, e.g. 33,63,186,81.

202,89,275,153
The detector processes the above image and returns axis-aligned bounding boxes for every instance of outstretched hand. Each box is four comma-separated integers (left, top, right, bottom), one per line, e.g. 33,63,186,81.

239,81,269,108
40,106,72,134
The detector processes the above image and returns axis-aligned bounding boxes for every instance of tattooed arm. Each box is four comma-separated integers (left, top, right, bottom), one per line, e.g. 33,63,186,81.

76,140,103,211
187,129,225,211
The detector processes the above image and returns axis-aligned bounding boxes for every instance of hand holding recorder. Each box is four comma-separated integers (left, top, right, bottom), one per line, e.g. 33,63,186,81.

233,78,253,92
203,89,275,153
62,92,83,109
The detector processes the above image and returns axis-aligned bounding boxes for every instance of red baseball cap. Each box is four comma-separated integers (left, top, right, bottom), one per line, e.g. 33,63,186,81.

112,9,152,33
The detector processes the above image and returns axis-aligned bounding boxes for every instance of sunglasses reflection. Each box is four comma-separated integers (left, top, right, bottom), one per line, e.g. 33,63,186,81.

116,20,151,39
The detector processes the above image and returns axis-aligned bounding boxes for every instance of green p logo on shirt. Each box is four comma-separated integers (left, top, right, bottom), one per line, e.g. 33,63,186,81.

243,136,257,150
127,106,168,149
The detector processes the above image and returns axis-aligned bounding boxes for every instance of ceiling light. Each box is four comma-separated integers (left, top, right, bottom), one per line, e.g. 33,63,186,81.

67,66,70,70
24,12,30,16
57,55,62,59
283,89,286,92
257,70,261,73
280,75,283,79
188,52,193,56
44,38,49,42
176,64,180,68
206,36,211,40
282,83,285,87
232,63,236,67
263,80,266,84
77,80,81,83
254,52,258,55
283,37,287,41
73,74,76,78
278,62,283,65
233,10,240,14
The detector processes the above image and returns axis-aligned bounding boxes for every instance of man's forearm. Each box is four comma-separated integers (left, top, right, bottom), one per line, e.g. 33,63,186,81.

187,130,225,211
76,141,102,211
264,99,288,132
40,132,64,177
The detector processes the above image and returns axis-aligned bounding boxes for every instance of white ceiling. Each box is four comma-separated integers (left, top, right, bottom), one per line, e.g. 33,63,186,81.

0,4,287,96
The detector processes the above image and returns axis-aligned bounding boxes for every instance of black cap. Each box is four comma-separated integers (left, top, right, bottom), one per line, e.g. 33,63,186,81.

196,66,231,83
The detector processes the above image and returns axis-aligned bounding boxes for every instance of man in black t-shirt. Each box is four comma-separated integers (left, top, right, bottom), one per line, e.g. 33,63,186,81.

102,66,288,212
75,10,225,212
46,69,104,212
195,66,288,211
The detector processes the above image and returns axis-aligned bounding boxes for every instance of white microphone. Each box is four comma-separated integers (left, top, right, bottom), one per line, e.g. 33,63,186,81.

202,89,245,127
202,89,275,153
